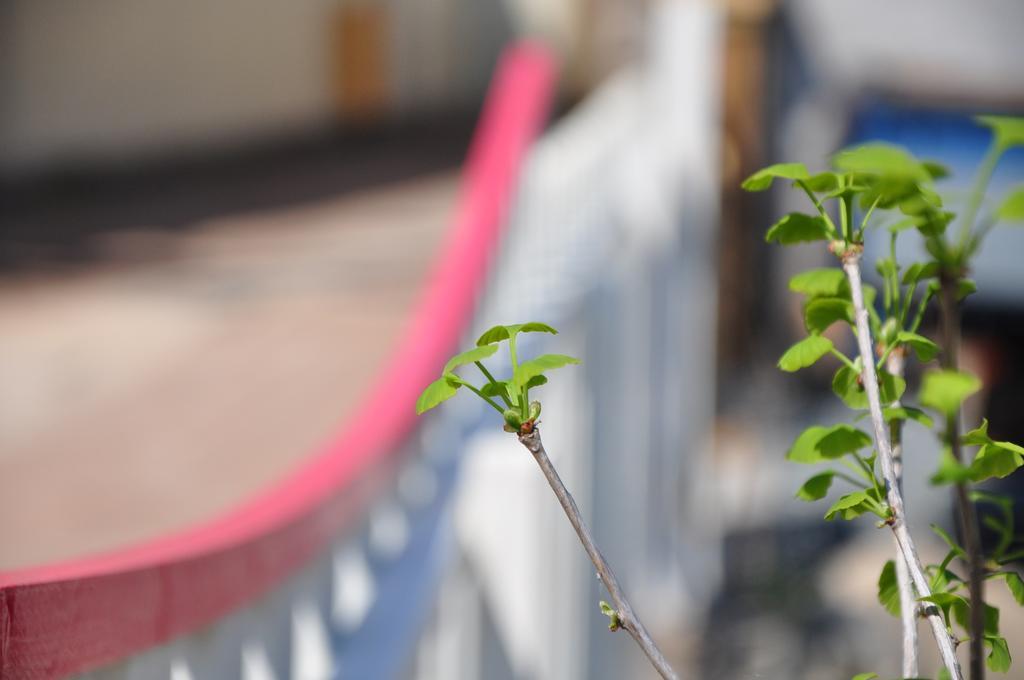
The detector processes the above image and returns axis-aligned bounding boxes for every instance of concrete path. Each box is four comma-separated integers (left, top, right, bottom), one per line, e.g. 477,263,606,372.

0,172,457,570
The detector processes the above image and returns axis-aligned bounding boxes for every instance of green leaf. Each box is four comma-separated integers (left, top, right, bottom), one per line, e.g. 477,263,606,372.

765,213,832,244
824,490,873,521
512,354,580,392
989,572,1024,606
850,674,878,680
901,261,940,285
896,331,940,362
476,322,558,346
882,406,934,429
970,444,1024,482
919,369,982,416
976,115,1024,151
818,424,873,458
931,448,972,485
778,335,834,372
957,279,977,300
804,171,840,192
996,185,1024,223
415,376,460,414
963,418,994,446
795,471,835,501
985,635,1011,673
525,374,548,389
788,268,848,298
484,375,548,402
787,426,830,464
833,143,931,182
443,343,499,374
599,600,614,616
919,592,968,629
741,162,810,191
877,560,900,616
923,160,950,179
481,380,514,404
786,424,871,464
832,365,905,409
805,297,853,334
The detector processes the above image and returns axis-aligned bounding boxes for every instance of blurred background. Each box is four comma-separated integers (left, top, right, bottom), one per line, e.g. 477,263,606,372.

1,0,1023,678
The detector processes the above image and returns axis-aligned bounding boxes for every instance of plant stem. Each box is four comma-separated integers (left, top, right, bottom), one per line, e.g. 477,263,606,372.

830,347,858,371
796,179,840,236
517,429,680,680
958,142,1002,250
841,252,964,680
887,349,919,678
475,361,513,407
462,382,506,414
939,276,986,680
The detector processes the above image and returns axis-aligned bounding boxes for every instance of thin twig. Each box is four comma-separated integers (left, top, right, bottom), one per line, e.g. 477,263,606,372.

887,348,919,678
518,428,680,680
842,252,964,680
940,276,986,680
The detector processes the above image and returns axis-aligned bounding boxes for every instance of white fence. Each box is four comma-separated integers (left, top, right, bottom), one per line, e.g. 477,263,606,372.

413,4,724,678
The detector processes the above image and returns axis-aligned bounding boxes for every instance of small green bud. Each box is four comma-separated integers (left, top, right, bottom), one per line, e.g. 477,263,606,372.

503,408,523,430
528,401,542,421
881,318,899,346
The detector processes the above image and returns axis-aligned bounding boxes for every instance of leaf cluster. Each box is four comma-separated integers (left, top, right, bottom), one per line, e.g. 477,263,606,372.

415,322,580,434
746,115,1024,677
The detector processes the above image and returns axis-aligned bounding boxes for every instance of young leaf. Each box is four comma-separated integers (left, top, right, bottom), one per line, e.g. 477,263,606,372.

969,443,1024,482
804,172,840,192
918,369,982,416
765,213,831,244
963,418,994,446
877,560,900,616
788,268,848,298
778,335,834,372
476,322,558,346
512,354,580,391
996,185,1024,223
957,279,978,300
525,374,548,389
896,331,940,362
989,572,1024,606
923,160,950,179
976,115,1024,151
833,143,931,182
795,471,835,501
787,426,830,464
741,162,810,191
817,424,873,458
882,406,934,429
984,635,1011,673
824,490,873,521
786,424,870,463
919,592,968,629
415,376,460,414
832,365,905,410
850,674,878,680
481,380,513,403
902,261,940,284
804,298,853,334
443,343,499,374
931,448,972,485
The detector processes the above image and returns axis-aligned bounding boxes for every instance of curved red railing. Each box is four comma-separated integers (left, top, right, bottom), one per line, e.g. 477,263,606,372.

0,42,556,679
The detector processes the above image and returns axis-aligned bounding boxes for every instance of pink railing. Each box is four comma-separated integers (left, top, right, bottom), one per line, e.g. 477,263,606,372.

0,42,556,679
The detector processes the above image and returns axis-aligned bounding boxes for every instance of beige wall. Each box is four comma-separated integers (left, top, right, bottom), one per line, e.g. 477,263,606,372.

0,0,515,174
